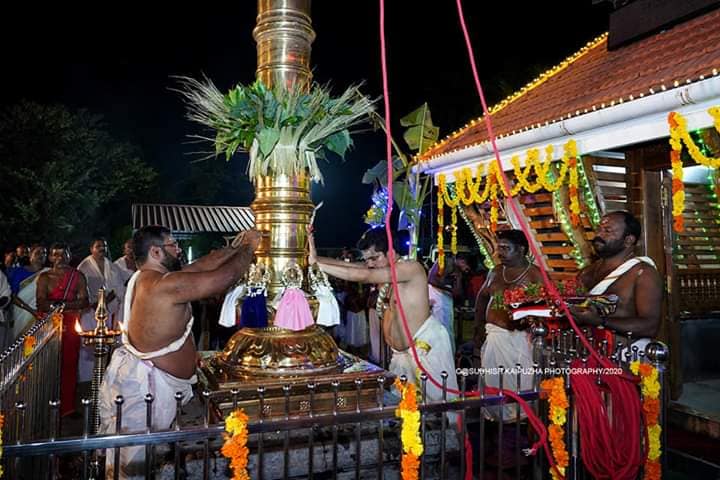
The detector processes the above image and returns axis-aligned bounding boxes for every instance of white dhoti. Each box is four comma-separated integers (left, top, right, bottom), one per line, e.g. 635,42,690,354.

389,316,458,403
99,347,196,479
480,323,533,422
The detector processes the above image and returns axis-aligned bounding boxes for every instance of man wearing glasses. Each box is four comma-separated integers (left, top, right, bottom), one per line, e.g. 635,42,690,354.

309,227,457,404
99,225,260,478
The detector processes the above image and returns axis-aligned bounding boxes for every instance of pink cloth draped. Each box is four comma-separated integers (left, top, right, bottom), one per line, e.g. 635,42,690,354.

274,288,314,331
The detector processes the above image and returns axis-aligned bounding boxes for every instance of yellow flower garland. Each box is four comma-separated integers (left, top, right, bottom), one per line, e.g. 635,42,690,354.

669,108,720,169
668,107,720,232
394,378,423,480
221,409,250,480
540,377,569,480
450,206,458,255
630,361,662,480
436,184,445,271
435,139,586,271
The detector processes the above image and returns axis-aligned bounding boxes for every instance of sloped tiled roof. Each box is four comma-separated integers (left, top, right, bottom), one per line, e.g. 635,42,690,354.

132,204,255,233
419,8,720,162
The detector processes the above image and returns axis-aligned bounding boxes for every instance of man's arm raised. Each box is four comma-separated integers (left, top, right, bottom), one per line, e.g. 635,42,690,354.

307,232,364,270
159,230,261,304
182,247,240,273
317,258,421,285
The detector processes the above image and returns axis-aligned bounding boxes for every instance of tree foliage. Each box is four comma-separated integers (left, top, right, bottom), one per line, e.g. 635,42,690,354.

0,101,157,247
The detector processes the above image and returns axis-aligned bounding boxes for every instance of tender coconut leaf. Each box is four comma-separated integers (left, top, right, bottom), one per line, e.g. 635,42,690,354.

257,128,280,158
325,130,352,158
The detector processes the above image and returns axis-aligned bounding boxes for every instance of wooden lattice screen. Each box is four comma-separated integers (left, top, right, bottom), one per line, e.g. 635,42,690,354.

674,180,720,314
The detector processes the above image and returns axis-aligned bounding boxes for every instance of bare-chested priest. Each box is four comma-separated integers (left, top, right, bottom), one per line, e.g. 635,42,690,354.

309,227,457,402
473,229,544,421
569,211,662,355
99,225,260,478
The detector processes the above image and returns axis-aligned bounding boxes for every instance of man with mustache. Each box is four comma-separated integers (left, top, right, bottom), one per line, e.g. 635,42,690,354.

99,225,261,478
569,211,662,355
309,227,458,404
474,229,544,422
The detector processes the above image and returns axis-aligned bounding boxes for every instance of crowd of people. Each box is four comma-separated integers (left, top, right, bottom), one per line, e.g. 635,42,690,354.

1,210,663,476
0,237,137,416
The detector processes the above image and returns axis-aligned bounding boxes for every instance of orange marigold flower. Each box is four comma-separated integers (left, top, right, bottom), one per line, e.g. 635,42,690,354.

401,453,420,480
643,398,660,425
638,363,653,378
644,460,661,480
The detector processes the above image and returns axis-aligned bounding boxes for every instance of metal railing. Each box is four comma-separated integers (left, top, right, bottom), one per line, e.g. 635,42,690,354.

1,323,669,480
0,307,62,479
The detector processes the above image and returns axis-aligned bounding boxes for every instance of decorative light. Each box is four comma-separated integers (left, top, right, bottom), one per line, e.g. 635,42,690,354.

577,156,602,228
415,33,608,163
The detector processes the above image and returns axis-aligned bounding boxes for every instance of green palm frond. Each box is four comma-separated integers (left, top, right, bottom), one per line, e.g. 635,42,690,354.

175,77,376,183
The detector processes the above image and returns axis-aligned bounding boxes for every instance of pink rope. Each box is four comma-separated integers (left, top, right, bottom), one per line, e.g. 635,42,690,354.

377,1,553,475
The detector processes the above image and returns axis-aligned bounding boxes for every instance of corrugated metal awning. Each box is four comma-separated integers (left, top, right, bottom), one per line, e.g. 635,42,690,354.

132,204,255,234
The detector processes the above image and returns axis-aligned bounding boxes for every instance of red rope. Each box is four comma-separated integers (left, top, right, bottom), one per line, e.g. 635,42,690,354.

570,357,643,479
378,2,554,477
378,1,646,477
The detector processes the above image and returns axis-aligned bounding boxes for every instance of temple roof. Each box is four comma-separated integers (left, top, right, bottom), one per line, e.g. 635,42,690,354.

132,203,255,234
418,8,720,164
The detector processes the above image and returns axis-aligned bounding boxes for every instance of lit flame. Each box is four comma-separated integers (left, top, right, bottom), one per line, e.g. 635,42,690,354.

118,321,125,333
74,320,83,334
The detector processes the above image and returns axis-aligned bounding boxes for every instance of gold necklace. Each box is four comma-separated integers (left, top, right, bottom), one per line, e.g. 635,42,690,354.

502,261,531,284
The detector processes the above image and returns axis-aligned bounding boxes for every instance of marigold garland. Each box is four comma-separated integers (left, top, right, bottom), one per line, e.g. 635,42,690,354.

540,377,569,480
567,155,581,227
668,108,720,232
51,312,63,331
437,183,445,271
435,139,583,249
394,378,423,480
23,336,36,358
630,361,662,480
489,181,499,233
450,206,458,255
221,409,250,480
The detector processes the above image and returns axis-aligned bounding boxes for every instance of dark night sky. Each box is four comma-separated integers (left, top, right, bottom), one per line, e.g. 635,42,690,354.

0,1,610,248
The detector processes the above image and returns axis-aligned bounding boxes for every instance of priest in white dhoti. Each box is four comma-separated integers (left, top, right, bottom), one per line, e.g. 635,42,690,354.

113,239,136,286
78,237,126,382
569,212,662,357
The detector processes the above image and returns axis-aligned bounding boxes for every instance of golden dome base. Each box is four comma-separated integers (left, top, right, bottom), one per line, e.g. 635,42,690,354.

215,325,341,378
